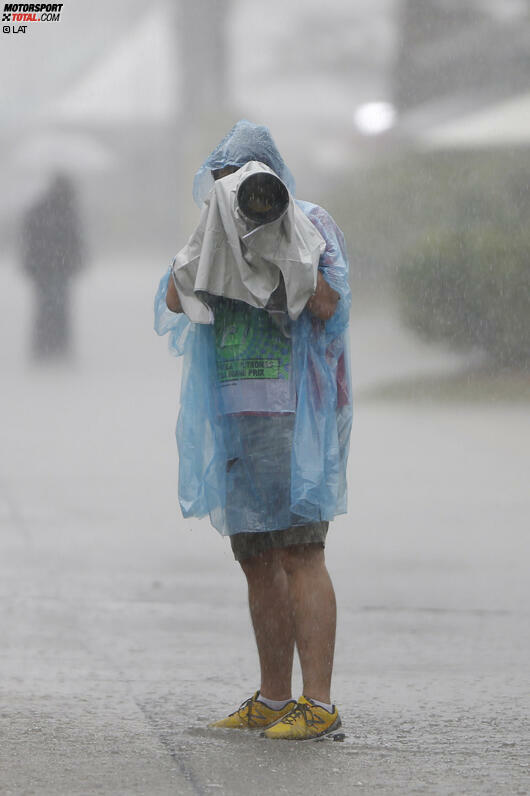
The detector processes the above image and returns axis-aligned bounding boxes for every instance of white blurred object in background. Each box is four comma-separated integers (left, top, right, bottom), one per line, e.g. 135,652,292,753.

12,130,115,176
353,101,397,136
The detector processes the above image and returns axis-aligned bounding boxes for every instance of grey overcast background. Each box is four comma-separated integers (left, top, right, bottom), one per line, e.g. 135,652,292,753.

1,1,529,794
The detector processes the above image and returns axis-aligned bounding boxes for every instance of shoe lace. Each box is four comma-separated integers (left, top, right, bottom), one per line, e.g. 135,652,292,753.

236,694,258,727
281,701,320,728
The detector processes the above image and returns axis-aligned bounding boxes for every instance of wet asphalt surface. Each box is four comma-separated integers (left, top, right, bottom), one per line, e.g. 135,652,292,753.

1,264,529,794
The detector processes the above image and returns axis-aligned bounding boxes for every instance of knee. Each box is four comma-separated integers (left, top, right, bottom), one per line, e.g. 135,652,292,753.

240,549,281,583
279,543,325,576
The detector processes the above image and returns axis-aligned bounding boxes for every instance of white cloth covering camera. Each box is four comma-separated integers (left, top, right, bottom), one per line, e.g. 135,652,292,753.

170,161,325,325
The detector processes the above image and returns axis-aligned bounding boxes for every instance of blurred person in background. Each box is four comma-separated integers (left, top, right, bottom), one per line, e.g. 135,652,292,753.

156,121,352,741
21,173,85,361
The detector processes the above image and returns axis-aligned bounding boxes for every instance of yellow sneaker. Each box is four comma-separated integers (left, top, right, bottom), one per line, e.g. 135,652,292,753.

261,695,342,740
208,691,296,730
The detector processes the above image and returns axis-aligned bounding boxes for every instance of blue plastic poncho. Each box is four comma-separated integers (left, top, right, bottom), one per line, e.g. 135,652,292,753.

155,120,352,536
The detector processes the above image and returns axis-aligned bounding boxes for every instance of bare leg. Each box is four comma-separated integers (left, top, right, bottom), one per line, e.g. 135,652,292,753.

280,544,336,704
240,549,295,700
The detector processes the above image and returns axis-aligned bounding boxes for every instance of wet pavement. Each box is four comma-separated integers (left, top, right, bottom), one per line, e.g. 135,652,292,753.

1,263,529,794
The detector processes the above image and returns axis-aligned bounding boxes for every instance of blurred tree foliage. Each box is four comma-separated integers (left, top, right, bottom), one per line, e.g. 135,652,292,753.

325,147,530,367
397,228,529,367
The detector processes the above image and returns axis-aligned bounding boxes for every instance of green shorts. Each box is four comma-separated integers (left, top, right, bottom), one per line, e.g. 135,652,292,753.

230,521,329,562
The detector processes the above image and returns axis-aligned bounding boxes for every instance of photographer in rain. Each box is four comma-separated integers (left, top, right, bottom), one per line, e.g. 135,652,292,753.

155,121,352,741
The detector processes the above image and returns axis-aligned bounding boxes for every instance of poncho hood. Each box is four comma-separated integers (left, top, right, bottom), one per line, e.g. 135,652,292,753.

193,120,296,207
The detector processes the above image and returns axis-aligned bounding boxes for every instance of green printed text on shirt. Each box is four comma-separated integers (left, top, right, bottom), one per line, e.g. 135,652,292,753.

214,299,290,383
